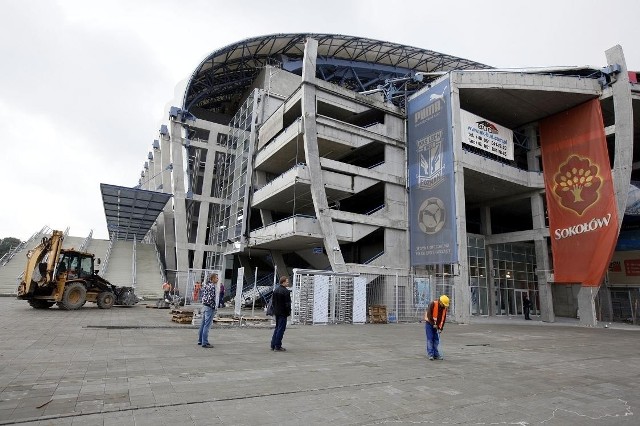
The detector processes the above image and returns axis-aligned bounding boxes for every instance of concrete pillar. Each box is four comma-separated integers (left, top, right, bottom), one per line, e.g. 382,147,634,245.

525,125,554,322
170,120,189,273
577,287,598,326
146,153,155,191
450,76,470,323
159,129,176,274
577,45,633,326
300,38,346,273
193,144,216,270
480,206,497,316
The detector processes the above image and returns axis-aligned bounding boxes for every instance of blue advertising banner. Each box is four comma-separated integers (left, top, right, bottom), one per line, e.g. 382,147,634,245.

407,78,458,265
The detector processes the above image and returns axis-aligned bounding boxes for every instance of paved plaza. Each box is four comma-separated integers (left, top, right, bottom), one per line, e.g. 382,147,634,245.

0,297,639,425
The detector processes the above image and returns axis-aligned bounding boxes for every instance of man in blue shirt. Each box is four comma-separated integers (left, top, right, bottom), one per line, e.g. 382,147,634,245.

198,273,218,348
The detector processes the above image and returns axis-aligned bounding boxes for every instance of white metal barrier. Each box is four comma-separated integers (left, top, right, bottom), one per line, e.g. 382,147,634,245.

292,269,454,324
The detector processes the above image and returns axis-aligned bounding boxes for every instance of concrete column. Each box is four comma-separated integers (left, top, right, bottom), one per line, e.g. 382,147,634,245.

159,129,175,273
146,154,155,191
271,252,288,280
170,120,190,273
480,206,497,316
577,287,598,326
300,38,346,273
526,125,555,323
607,45,633,226
577,46,633,326
450,76,470,323
192,144,215,271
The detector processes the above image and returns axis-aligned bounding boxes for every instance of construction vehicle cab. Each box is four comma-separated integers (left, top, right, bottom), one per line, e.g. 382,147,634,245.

17,230,138,310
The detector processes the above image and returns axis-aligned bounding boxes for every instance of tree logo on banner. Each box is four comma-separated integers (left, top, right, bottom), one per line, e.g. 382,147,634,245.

419,197,446,234
553,155,602,215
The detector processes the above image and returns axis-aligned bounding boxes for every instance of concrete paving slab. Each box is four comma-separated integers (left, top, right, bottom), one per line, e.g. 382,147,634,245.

0,297,639,425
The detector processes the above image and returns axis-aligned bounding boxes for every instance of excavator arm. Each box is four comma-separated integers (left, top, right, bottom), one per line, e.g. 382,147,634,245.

16,230,64,297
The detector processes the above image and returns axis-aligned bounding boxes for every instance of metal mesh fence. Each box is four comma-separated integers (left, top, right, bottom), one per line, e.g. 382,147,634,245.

292,269,455,324
172,269,220,306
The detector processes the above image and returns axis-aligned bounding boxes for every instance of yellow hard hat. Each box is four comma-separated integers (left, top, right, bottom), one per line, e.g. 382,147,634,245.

439,295,450,307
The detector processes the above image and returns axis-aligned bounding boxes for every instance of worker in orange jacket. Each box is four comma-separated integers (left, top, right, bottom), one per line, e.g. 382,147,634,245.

424,295,449,360
162,281,171,302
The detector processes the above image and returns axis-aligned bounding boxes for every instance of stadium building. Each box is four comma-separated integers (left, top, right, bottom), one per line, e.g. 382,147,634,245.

132,33,639,325
4,34,636,325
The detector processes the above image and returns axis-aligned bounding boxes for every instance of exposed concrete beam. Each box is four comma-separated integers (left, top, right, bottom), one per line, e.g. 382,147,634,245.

484,228,549,245
466,189,544,210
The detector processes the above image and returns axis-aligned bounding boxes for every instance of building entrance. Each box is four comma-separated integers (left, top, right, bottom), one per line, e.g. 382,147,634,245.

469,239,539,317
514,289,528,317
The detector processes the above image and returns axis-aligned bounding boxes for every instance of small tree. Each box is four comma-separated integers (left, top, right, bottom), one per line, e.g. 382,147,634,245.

0,237,23,258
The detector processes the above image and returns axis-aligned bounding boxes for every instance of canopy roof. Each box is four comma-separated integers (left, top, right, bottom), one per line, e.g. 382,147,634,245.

100,184,172,241
184,33,492,115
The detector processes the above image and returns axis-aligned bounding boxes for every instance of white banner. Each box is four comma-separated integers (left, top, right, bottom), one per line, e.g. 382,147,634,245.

352,277,367,324
234,267,244,317
461,109,514,160
312,275,329,324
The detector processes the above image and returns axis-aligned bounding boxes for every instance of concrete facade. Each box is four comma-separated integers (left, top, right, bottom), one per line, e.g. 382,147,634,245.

136,34,640,325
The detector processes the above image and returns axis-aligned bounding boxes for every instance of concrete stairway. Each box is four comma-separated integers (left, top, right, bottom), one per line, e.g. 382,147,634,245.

135,243,164,300
61,236,85,251
84,239,111,272
0,231,49,295
102,241,135,288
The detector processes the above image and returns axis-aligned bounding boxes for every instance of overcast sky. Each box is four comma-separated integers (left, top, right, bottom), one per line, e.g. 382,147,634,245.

1,0,638,242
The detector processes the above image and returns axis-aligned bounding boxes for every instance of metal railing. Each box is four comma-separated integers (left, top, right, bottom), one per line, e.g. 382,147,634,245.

132,238,137,290
1,225,51,267
148,234,166,283
99,233,115,277
79,230,93,252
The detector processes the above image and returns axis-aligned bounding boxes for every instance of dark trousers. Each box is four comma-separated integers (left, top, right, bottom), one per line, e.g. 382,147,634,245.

271,315,287,349
524,306,531,320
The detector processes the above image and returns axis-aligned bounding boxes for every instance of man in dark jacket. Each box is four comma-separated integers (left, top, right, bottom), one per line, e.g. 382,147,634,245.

270,276,291,351
523,294,533,320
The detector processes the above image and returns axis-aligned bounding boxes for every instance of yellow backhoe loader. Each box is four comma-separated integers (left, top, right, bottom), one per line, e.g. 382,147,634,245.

16,230,138,310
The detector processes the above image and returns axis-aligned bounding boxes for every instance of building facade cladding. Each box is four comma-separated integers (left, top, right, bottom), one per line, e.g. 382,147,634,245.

140,35,637,323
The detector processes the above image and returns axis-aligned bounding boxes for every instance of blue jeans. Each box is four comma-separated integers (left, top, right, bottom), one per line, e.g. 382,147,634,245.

198,305,215,345
425,323,440,357
271,315,287,349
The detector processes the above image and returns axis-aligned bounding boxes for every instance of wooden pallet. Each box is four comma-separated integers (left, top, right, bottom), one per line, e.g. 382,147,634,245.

171,312,194,324
368,305,388,324
171,309,194,315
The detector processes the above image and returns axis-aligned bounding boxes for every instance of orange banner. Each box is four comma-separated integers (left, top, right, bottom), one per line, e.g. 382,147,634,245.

539,99,619,286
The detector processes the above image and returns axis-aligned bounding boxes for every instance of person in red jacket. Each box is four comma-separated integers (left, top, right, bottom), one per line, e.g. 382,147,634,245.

424,295,449,360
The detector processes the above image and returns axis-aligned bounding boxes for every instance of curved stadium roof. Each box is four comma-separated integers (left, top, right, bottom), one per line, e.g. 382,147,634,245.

183,33,492,115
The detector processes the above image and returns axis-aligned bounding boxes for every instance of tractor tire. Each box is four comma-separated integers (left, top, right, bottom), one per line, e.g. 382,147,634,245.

58,282,87,310
97,291,115,309
28,299,55,309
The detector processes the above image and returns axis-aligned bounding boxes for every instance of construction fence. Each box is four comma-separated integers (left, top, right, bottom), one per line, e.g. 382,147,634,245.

291,269,455,325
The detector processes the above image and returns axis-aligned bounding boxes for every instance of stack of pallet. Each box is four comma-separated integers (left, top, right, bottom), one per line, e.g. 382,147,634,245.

368,305,388,324
171,309,194,324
